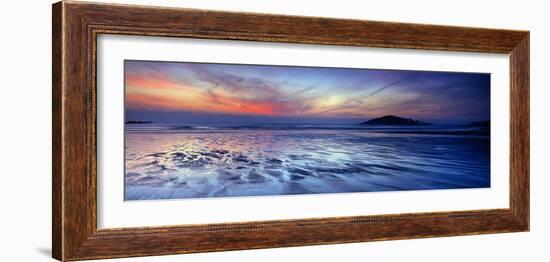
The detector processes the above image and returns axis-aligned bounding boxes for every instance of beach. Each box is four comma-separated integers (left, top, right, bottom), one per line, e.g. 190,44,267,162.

124,123,490,200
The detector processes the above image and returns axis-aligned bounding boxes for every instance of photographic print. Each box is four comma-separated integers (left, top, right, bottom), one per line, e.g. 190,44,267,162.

124,60,491,201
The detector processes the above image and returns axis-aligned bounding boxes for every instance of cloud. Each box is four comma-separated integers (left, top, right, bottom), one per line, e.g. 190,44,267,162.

316,74,417,115
165,64,323,116
124,60,490,123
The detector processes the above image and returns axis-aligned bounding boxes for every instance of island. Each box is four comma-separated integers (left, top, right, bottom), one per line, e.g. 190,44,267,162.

125,121,153,124
360,115,431,126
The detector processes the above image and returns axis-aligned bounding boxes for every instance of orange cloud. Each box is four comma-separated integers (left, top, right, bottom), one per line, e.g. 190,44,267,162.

126,82,285,116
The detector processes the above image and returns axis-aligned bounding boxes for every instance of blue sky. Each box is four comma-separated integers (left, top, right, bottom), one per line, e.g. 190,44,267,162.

125,60,490,125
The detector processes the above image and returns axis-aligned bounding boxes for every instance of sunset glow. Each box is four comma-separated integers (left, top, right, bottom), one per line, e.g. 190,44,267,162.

125,60,490,124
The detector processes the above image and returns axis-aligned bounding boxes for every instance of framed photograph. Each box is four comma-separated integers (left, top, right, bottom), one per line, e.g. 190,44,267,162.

52,1,529,261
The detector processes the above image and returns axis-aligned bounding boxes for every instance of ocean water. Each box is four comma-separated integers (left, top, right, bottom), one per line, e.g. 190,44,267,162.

124,123,490,200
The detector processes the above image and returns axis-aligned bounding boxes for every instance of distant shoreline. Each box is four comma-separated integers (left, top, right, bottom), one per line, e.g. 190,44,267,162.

371,129,489,136
126,121,153,124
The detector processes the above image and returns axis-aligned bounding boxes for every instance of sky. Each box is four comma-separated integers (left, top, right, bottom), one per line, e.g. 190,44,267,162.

125,60,490,125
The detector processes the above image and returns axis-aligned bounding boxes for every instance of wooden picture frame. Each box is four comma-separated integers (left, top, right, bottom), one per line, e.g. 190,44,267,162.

52,1,529,261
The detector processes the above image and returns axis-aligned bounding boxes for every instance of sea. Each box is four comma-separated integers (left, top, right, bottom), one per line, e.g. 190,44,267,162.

124,123,490,200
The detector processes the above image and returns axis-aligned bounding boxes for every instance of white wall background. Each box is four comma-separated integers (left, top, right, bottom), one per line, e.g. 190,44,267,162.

0,0,547,261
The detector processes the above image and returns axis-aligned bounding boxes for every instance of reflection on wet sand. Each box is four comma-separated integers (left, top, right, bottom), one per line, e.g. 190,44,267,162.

125,125,490,200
